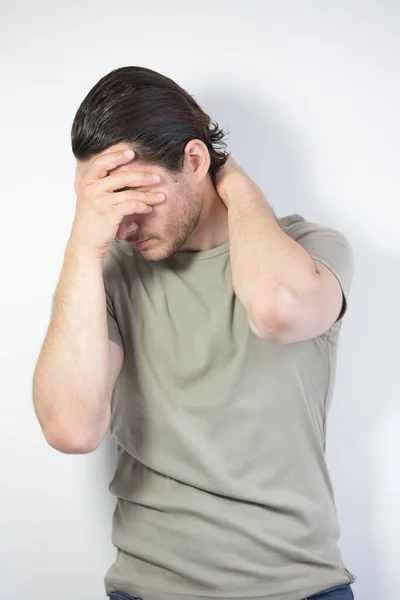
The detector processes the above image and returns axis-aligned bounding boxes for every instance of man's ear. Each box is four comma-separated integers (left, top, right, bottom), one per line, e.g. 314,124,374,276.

184,139,210,181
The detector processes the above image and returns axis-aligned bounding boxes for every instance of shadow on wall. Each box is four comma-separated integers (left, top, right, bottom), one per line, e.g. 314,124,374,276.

91,90,399,600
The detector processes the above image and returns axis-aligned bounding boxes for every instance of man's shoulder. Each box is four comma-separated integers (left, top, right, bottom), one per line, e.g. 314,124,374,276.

278,213,306,231
277,213,348,244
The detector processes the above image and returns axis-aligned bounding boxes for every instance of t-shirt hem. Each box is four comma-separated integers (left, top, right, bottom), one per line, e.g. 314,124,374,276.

106,571,354,600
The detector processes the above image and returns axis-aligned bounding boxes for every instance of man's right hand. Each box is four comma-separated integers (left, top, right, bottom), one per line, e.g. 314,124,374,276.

68,147,165,259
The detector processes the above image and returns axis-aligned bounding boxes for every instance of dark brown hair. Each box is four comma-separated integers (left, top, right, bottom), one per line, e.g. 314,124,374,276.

71,66,229,184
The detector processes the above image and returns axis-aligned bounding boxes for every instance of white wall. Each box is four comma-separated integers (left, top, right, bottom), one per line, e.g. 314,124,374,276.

1,1,399,598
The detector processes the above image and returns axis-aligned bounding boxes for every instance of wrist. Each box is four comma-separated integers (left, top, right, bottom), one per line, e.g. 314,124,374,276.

65,238,104,266
222,178,260,210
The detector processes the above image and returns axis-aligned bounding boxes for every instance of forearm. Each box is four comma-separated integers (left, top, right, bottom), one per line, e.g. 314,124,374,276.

33,243,111,452
226,181,318,329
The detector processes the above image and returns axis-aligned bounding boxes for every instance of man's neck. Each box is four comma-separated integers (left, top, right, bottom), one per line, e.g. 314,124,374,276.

180,182,229,252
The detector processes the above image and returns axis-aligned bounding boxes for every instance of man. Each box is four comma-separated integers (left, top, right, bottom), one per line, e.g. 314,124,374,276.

33,66,355,600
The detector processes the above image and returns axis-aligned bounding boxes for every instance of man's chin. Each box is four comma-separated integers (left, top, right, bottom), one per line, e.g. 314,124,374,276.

129,240,172,262
127,236,186,261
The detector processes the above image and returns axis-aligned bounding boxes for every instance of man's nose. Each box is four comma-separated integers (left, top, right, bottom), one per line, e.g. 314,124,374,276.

117,217,140,239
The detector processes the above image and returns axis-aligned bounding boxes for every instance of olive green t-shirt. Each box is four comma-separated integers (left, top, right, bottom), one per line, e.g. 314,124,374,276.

99,213,355,600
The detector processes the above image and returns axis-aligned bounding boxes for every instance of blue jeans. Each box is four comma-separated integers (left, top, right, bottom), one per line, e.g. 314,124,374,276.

307,584,354,599
109,594,142,600
109,584,354,600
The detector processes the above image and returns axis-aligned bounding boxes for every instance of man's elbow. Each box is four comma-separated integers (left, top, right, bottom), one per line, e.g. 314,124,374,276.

248,288,295,344
39,420,104,455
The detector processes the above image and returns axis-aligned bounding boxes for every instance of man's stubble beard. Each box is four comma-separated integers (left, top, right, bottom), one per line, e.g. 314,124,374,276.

144,179,203,262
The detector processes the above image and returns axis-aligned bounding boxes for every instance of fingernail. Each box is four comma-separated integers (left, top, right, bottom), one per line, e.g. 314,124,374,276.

152,174,161,182
155,193,165,200
124,149,134,157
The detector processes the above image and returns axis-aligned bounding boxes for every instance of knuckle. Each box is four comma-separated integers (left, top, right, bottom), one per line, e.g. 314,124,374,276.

120,190,132,202
113,191,124,203
92,195,103,208
79,184,93,202
96,155,108,169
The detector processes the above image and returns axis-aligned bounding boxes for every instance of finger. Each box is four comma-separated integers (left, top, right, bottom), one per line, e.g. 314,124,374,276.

114,199,154,219
111,189,165,206
87,148,135,180
101,169,161,193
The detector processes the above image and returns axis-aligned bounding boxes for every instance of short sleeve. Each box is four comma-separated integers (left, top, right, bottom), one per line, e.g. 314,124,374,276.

284,215,354,322
104,283,124,349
